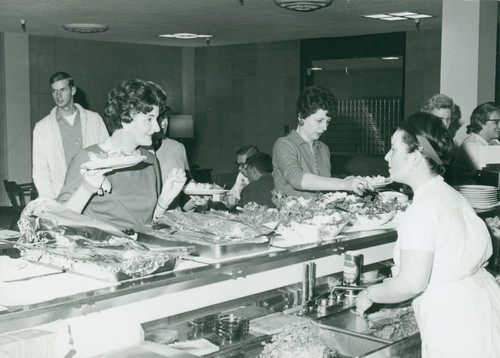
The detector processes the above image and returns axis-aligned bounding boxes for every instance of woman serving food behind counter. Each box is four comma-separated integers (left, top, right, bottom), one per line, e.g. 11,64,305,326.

58,79,187,230
356,112,500,357
272,85,371,197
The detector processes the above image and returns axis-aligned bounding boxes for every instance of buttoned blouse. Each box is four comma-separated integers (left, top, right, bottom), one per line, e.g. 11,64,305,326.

272,130,331,196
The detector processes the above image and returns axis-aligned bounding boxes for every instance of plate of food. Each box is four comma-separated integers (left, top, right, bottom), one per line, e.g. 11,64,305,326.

81,151,147,170
183,181,228,195
364,175,393,189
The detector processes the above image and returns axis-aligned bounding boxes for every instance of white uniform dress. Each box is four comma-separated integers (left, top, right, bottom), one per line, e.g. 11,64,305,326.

393,176,500,358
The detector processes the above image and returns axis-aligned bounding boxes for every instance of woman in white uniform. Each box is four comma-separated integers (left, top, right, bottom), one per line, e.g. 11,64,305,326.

356,112,500,357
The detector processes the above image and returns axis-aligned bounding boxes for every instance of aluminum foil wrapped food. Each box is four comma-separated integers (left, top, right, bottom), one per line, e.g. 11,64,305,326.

153,211,272,244
15,198,192,281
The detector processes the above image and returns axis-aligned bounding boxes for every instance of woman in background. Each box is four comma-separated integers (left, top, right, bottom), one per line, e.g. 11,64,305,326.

420,93,460,132
356,112,500,357
272,85,371,196
452,102,500,184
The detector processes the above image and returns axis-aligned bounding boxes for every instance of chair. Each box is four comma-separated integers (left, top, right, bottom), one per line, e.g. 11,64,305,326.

3,179,38,230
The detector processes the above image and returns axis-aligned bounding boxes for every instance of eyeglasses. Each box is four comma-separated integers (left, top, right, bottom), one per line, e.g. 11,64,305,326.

235,162,247,168
487,119,500,126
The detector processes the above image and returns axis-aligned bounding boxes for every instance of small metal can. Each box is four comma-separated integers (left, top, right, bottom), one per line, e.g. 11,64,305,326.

343,251,364,286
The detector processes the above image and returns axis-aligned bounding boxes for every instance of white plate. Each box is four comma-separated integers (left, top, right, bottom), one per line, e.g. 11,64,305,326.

472,202,499,210
459,190,497,195
184,188,229,195
372,179,393,189
456,185,497,191
81,155,147,170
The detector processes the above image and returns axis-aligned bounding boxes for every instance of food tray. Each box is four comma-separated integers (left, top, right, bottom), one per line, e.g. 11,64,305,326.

148,230,270,259
19,247,181,282
191,239,270,259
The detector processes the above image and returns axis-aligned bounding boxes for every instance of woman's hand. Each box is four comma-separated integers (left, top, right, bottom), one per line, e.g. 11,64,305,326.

183,195,210,211
344,176,373,195
356,289,374,316
159,168,187,205
80,168,113,194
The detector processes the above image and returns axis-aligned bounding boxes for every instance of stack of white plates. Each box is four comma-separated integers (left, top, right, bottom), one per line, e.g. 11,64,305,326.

455,185,499,209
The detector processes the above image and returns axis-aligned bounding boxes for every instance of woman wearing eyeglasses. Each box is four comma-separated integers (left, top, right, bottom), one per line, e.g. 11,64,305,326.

452,102,500,184
272,85,371,197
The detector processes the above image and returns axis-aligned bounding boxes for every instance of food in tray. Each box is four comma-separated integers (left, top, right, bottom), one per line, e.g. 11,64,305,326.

485,216,500,238
16,201,192,281
145,328,179,345
273,194,351,241
154,211,272,243
259,321,336,358
81,149,147,170
275,193,351,226
221,202,280,228
366,306,419,341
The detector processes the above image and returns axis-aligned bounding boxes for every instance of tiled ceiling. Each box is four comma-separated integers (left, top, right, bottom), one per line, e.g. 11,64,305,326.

0,0,447,47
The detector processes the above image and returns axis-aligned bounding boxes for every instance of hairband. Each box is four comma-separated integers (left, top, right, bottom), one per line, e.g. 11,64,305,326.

416,135,442,165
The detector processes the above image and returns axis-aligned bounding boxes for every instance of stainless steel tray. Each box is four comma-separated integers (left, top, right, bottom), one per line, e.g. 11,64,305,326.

147,229,270,259
189,239,270,259
19,247,181,282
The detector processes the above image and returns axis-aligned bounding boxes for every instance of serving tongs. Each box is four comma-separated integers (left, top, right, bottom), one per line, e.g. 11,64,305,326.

362,187,380,200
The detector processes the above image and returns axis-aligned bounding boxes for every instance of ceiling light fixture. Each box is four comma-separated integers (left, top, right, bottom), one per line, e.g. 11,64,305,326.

382,57,400,60
273,0,333,12
158,33,213,39
362,12,433,21
62,23,109,33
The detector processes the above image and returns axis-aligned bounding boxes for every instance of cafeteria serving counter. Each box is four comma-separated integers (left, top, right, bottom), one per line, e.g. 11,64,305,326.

0,228,397,357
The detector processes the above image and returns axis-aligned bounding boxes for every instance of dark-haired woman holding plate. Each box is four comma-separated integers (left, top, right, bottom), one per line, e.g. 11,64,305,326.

58,79,186,230
355,112,500,357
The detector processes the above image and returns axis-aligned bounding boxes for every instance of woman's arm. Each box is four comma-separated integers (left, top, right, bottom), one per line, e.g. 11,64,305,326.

301,173,370,194
154,168,187,218
273,138,370,194
356,249,434,315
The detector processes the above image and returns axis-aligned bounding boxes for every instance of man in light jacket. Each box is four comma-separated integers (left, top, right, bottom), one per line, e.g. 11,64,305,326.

32,72,109,199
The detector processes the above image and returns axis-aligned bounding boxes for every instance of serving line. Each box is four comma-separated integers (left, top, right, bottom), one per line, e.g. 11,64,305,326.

0,229,397,355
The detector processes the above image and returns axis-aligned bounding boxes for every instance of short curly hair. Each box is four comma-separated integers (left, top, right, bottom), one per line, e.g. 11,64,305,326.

399,112,455,176
466,102,500,134
421,93,454,113
296,85,337,121
103,79,168,134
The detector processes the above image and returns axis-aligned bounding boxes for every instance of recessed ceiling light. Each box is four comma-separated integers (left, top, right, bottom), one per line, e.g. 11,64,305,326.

362,12,433,21
389,12,418,17
382,57,400,60
404,14,433,19
159,33,213,39
380,16,407,21
310,67,323,71
363,14,392,19
62,23,108,33
273,0,333,12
